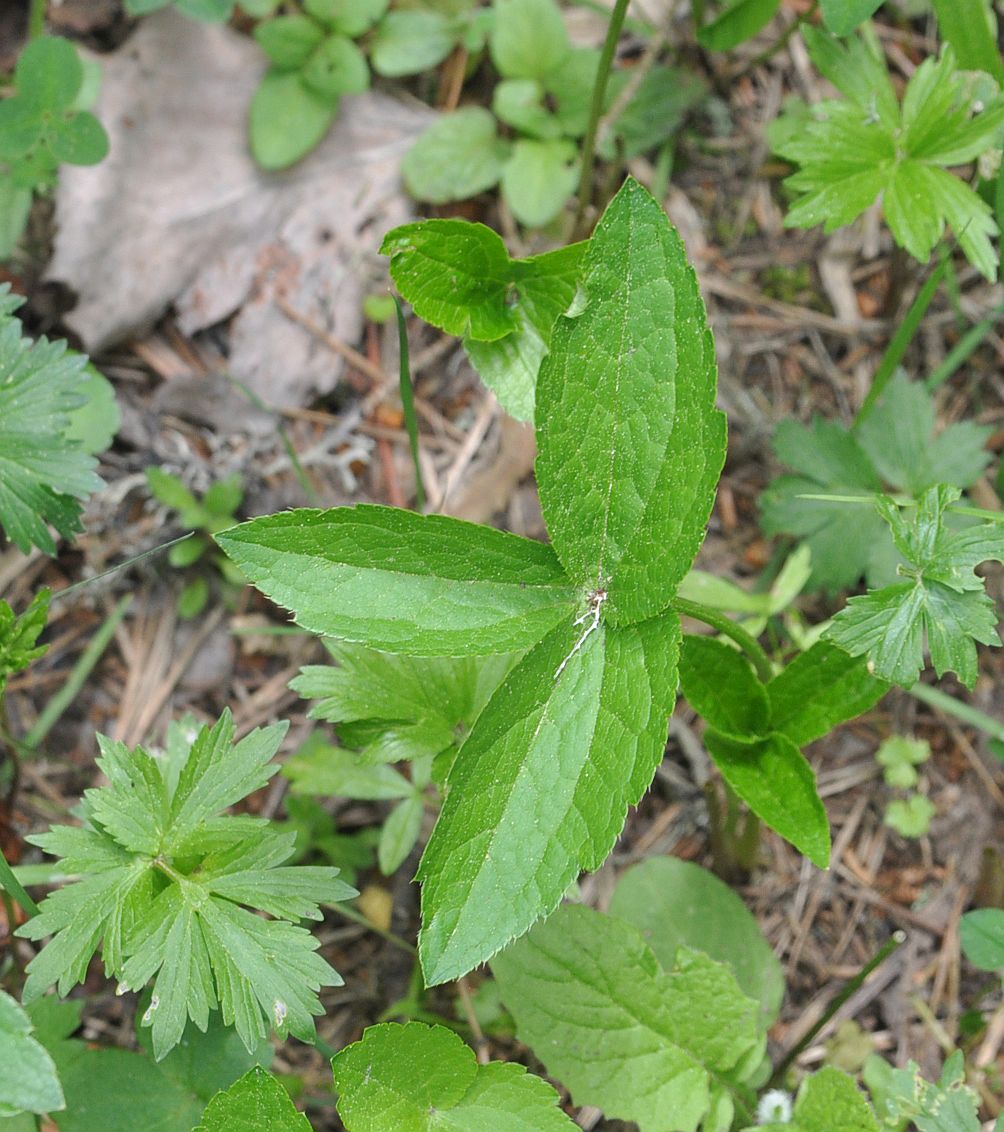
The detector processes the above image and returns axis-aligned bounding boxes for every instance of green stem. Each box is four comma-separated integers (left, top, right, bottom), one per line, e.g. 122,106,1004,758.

333,900,417,956
855,260,946,427
394,295,426,511
770,930,905,1087
909,682,1004,743
572,0,630,239
0,843,40,918
24,595,132,750
672,597,774,682
28,0,46,39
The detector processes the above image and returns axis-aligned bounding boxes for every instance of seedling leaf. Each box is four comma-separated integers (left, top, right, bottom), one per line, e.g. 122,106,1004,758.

402,108,510,205
332,1021,577,1130
0,991,64,1118
195,1067,309,1130
679,634,770,740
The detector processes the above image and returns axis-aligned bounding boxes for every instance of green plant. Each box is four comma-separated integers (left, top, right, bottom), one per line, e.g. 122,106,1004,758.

370,1,491,79
0,287,110,554
145,467,246,616
250,0,388,169
15,711,356,1060
875,734,935,838
770,26,1004,280
0,37,109,260
402,0,704,226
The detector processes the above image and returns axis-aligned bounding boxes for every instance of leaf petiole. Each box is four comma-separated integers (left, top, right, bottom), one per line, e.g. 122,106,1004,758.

672,597,774,683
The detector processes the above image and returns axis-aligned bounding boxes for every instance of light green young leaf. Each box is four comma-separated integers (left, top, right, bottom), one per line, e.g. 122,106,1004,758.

0,287,105,554
283,734,415,799
0,991,64,1118
249,71,335,170
492,903,763,1132
370,10,459,77
679,635,770,741
402,108,510,205
382,217,585,418
254,15,326,70
705,731,830,867
332,1022,577,1130
300,34,369,101
877,1051,983,1132
493,79,564,140
194,1067,310,1131
932,0,1004,82
884,795,936,838
536,177,727,626
215,505,575,656
418,610,680,985
378,795,425,875
826,485,1004,687
609,857,784,1028
490,0,570,81
501,138,578,228
62,363,120,454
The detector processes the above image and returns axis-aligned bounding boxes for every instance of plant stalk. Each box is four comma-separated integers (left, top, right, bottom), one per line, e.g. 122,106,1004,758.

672,597,774,682
573,0,630,240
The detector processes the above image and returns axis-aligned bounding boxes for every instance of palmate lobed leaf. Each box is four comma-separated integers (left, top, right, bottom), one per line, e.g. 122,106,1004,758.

17,711,355,1059
0,286,105,554
827,485,1004,687
773,30,1004,279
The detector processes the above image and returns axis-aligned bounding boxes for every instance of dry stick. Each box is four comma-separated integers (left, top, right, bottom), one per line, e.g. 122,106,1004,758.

455,977,490,1065
438,392,498,514
275,295,389,388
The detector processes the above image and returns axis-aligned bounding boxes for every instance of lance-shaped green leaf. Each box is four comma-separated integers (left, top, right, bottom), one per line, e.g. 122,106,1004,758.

0,990,64,1118
381,219,585,419
679,635,770,741
332,1022,577,1130
215,506,575,656
536,177,727,626
705,731,830,867
491,903,763,1132
418,609,680,985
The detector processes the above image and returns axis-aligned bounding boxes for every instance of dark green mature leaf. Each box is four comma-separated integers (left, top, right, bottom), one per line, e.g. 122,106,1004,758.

827,485,1004,687
0,287,105,554
17,712,354,1060
766,641,889,748
0,589,49,696
216,506,575,656
536,177,727,626
332,1022,577,1130
381,219,585,418
705,731,830,867
761,372,992,592
773,30,1004,278
609,857,784,1028
679,635,770,740
0,991,64,1118
402,107,510,205
418,610,680,985
492,903,763,1132
194,1067,310,1131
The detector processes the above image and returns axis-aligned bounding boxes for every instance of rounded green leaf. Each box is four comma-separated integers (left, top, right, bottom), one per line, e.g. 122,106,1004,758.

174,0,235,19
493,79,563,140
62,363,120,454
16,37,82,112
304,0,388,36
609,857,784,1027
254,16,326,70
491,0,570,80
697,0,781,52
48,111,109,166
371,11,458,78
402,108,508,204
0,178,31,259
961,908,1004,971
0,98,44,162
301,35,370,101
250,70,336,170
501,138,578,228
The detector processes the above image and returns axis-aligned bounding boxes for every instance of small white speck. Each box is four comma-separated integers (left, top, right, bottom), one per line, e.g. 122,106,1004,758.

757,1089,792,1123
142,995,160,1025
115,982,130,996
273,1000,287,1028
